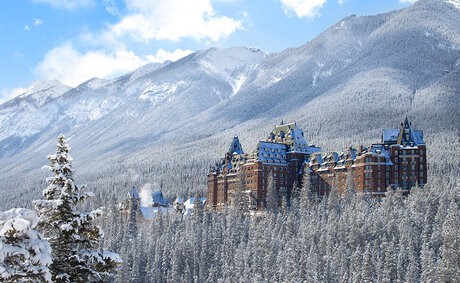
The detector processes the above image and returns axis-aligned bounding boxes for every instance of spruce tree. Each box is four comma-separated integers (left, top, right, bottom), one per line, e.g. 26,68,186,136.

0,208,52,283
300,165,312,210
33,135,122,282
266,172,278,212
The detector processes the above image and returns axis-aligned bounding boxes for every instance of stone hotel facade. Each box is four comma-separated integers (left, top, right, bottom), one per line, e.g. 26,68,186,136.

207,118,427,210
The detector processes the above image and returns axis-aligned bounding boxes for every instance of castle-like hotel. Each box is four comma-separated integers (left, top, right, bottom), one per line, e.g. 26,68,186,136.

207,118,427,210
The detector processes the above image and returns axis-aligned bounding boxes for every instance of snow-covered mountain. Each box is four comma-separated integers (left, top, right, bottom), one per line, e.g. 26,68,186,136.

0,0,459,184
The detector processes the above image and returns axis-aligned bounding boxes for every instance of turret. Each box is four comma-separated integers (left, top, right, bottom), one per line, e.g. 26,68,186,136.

229,136,244,155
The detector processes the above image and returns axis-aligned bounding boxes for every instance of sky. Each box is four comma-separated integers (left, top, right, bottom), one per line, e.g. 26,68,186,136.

0,0,417,103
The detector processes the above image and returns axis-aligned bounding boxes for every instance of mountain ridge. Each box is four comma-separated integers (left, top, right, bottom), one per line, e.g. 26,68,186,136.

0,0,459,190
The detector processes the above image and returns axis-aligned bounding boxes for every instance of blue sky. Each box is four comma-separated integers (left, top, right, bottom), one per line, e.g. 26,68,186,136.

0,0,416,103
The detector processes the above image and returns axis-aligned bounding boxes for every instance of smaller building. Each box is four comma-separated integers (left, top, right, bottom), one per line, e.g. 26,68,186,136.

183,197,207,215
122,187,207,220
121,187,174,220
173,197,185,212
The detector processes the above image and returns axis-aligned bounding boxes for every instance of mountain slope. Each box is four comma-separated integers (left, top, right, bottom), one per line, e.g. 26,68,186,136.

0,0,459,197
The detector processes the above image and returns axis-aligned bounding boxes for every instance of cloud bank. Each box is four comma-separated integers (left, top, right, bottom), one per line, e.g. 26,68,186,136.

280,0,327,18
32,0,242,88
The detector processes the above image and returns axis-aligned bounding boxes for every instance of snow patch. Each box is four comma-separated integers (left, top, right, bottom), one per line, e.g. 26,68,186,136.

65,97,122,123
139,81,186,103
272,66,293,83
232,74,246,96
446,0,460,10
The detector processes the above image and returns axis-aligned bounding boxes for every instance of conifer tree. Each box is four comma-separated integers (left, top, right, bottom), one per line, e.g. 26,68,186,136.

233,171,249,213
344,167,356,197
33,135,122,282
0,208,52,283
300,165,312,210
266,172,278,212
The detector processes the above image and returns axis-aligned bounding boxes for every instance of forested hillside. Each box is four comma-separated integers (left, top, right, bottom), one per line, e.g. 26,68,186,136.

0,0,459,281
1,1,459,209
104,169,459,282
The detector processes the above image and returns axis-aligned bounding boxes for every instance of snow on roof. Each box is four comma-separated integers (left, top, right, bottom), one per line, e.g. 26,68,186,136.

383,118,424,146
140,206,175,219
184,197,207,210
183,197,206,215
383,129,399,143
174,197,184,204
267,123,321,154
257,141,288,164
309,153,323,165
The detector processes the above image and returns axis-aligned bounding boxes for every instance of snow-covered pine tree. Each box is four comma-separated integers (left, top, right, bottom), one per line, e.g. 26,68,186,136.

300,164,311,210
33,134,122,282
266,172,278,212
344,167,356,197
0,208,52,283
233,171,249,213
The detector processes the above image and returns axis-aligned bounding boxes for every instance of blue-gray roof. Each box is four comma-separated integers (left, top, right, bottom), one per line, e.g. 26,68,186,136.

383,129,399,142
152,190,168,206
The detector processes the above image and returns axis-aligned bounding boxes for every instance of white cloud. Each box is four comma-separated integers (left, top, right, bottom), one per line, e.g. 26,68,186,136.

21,0,241,91
146,48,193,63
103,0,120,16
32,0,95,10
33,18,44,26
34,43,147,87
280,0,327,18
110,0,243,42
24,25,31,32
